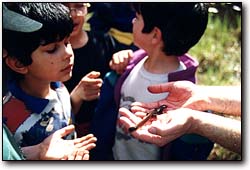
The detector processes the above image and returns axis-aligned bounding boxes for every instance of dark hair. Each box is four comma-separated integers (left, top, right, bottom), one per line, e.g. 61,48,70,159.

132,2,208,56
3,3,73,65
3,3,73,81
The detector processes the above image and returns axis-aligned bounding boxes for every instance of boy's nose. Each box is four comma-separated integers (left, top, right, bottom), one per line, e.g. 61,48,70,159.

64,44,74,59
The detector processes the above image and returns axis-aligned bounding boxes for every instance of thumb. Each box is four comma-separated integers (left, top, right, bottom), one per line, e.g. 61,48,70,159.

86,71,101,79
54,125,75,138
148,126,164,136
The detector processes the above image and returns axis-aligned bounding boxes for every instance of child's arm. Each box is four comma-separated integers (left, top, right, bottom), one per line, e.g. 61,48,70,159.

70,71,103,114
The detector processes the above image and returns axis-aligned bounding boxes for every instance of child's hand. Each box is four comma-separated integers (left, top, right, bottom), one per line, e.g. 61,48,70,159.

41,125,97,160
109,50,133,74
76,71,103,101
22,125,97,160
70,71,103,114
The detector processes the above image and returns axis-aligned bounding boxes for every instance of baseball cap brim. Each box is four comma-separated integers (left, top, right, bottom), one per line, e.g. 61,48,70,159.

3,4,43,32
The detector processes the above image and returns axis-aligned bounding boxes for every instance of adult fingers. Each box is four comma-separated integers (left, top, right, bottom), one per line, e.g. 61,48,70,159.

119,107,142,124
148,82,173,94
131,101,168,111
119,116,137,130
149,120,181,138
130,128,167,147
130,104,150,112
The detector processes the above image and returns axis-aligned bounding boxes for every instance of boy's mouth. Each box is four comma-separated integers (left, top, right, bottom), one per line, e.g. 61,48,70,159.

61,64,73,72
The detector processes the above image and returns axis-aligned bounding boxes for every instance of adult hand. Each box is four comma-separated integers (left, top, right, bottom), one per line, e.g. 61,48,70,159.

39,125,97,160
118,107,194,147
132,81,207,111
119,106,241,154
109,49,133,74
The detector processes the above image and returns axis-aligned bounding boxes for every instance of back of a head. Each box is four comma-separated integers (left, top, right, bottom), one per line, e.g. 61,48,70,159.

3,3,73,66
134,2,208,56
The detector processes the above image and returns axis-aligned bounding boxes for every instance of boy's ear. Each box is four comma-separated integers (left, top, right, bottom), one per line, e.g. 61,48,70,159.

5,57,28,74
152,27,162,44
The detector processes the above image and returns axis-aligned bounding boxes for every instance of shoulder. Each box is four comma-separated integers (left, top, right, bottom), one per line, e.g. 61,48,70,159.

53,82,71,100
127,49,147,68
52,82,69,92
178,53,199,68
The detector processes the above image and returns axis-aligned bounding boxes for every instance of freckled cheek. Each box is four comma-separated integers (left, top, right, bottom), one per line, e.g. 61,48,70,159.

48,56,55,65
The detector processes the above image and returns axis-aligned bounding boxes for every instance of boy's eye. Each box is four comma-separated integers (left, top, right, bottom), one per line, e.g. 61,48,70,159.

47,46,57,53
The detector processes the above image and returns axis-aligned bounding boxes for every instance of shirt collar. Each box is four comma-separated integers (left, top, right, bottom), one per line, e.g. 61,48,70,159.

8,80,62,114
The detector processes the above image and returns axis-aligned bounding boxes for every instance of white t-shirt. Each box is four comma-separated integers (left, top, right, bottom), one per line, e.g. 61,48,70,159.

113,56,186,160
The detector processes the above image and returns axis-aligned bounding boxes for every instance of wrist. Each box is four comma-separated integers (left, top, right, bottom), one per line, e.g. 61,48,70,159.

21,144,41,160
70,87,84,114
71,90,81,103
186,110,201,134
197,86,211,111
38,141,47,160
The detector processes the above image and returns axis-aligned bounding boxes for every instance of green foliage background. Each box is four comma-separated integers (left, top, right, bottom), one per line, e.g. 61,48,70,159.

190,3,241,86
188,3,241,160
